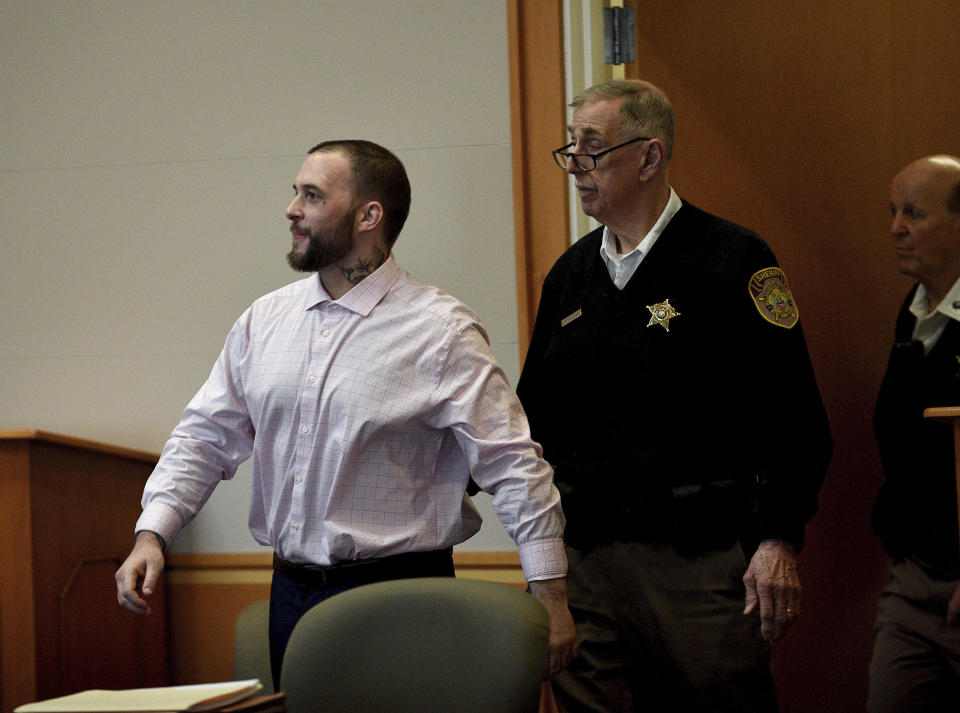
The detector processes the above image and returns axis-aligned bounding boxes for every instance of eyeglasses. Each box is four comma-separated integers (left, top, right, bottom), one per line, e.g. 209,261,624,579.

552,135,651,171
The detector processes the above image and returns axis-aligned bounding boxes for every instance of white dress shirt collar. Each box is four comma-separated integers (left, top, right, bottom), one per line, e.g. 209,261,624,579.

909,274,960,352
600,187,682,290
305,254,401,316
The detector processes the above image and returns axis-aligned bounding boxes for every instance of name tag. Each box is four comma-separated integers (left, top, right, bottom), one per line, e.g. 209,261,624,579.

561,308,582,327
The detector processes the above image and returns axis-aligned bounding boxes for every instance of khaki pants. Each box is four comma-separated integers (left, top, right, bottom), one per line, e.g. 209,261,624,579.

552,540,778,713
868,557,960,713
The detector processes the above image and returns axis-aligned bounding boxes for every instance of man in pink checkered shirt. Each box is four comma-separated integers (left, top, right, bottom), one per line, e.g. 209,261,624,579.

115,140,576,687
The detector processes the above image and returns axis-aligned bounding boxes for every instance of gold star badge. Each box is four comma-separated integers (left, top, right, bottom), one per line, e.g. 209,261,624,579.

647,299,680,332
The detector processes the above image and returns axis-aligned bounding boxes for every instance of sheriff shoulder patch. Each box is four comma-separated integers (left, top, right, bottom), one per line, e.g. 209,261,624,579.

748,267,799,329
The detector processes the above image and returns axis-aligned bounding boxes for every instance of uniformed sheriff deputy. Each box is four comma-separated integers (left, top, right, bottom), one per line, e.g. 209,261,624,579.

516,79,833,713
868,154,960,713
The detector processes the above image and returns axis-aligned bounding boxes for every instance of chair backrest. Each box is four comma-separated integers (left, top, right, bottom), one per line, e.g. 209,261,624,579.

233,598,275,694
279,577,549,713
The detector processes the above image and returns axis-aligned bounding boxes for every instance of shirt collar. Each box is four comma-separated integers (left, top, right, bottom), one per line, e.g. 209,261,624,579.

600,186,681,262
910,274,960,324
303,254,401,316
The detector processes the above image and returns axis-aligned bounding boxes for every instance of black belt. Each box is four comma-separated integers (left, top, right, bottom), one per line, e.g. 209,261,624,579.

272,548,454,588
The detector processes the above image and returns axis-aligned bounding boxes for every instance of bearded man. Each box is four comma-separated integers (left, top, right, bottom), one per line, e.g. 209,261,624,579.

115,140,576,688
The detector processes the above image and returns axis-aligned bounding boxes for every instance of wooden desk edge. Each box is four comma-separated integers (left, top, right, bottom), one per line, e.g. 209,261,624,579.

923,407,960,421
0,429,159,464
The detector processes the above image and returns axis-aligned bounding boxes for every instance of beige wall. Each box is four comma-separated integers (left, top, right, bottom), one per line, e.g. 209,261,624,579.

0,0,518,553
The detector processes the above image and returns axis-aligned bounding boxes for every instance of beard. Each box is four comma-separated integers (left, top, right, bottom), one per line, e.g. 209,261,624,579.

286,208,356,272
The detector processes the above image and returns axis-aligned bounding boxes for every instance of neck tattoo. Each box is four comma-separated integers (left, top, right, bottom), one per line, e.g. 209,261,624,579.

337,247,387,286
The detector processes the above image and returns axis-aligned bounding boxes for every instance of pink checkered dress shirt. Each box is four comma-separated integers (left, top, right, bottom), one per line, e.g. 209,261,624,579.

137,256,567,581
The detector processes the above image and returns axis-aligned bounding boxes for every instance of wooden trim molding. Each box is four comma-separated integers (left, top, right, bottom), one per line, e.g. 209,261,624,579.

507,0,570,357
0,429,159,464
167,552,275,571
166,550,521,567
165,550,523,579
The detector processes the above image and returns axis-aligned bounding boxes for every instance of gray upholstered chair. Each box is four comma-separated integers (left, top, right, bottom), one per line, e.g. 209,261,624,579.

233,598,275,694
280,577,549,713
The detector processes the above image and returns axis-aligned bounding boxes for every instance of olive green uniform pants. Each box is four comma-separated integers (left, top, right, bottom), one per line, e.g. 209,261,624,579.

552,540,778,713
868,557,960,713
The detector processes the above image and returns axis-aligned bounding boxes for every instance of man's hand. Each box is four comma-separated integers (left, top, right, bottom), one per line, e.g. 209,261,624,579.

947,582,960,627
743,539,800,644
528,577,579,676
115,530,166,616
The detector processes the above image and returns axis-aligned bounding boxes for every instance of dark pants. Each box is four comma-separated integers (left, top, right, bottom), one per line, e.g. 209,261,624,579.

868,557,960,713
553,540,778,713
267,549,455,691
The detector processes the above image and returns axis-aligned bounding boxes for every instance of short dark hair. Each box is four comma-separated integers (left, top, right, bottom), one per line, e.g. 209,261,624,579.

308,140,411,247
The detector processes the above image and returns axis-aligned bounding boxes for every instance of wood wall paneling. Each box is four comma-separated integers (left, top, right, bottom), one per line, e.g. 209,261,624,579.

0,432,167,712
512,2,960,712
623,4,960,711
0,440,38,713
58,558,167,693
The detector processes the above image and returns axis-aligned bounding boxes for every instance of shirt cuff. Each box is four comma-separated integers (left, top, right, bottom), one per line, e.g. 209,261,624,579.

517,537,567,582
135,501,184,548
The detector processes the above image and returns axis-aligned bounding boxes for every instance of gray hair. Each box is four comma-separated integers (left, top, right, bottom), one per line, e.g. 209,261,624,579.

572,80,675,160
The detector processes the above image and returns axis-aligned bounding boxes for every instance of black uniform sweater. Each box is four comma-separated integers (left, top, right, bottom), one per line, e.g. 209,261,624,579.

872,285,960,576
517,200,833,552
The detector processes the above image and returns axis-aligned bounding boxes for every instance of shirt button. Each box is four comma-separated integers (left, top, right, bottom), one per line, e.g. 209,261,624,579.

309,376,318,383
297,475,304,483
299,426,309,433
322,329,331,336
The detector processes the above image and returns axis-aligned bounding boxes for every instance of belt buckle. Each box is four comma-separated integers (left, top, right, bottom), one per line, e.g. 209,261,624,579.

304,562,333,586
